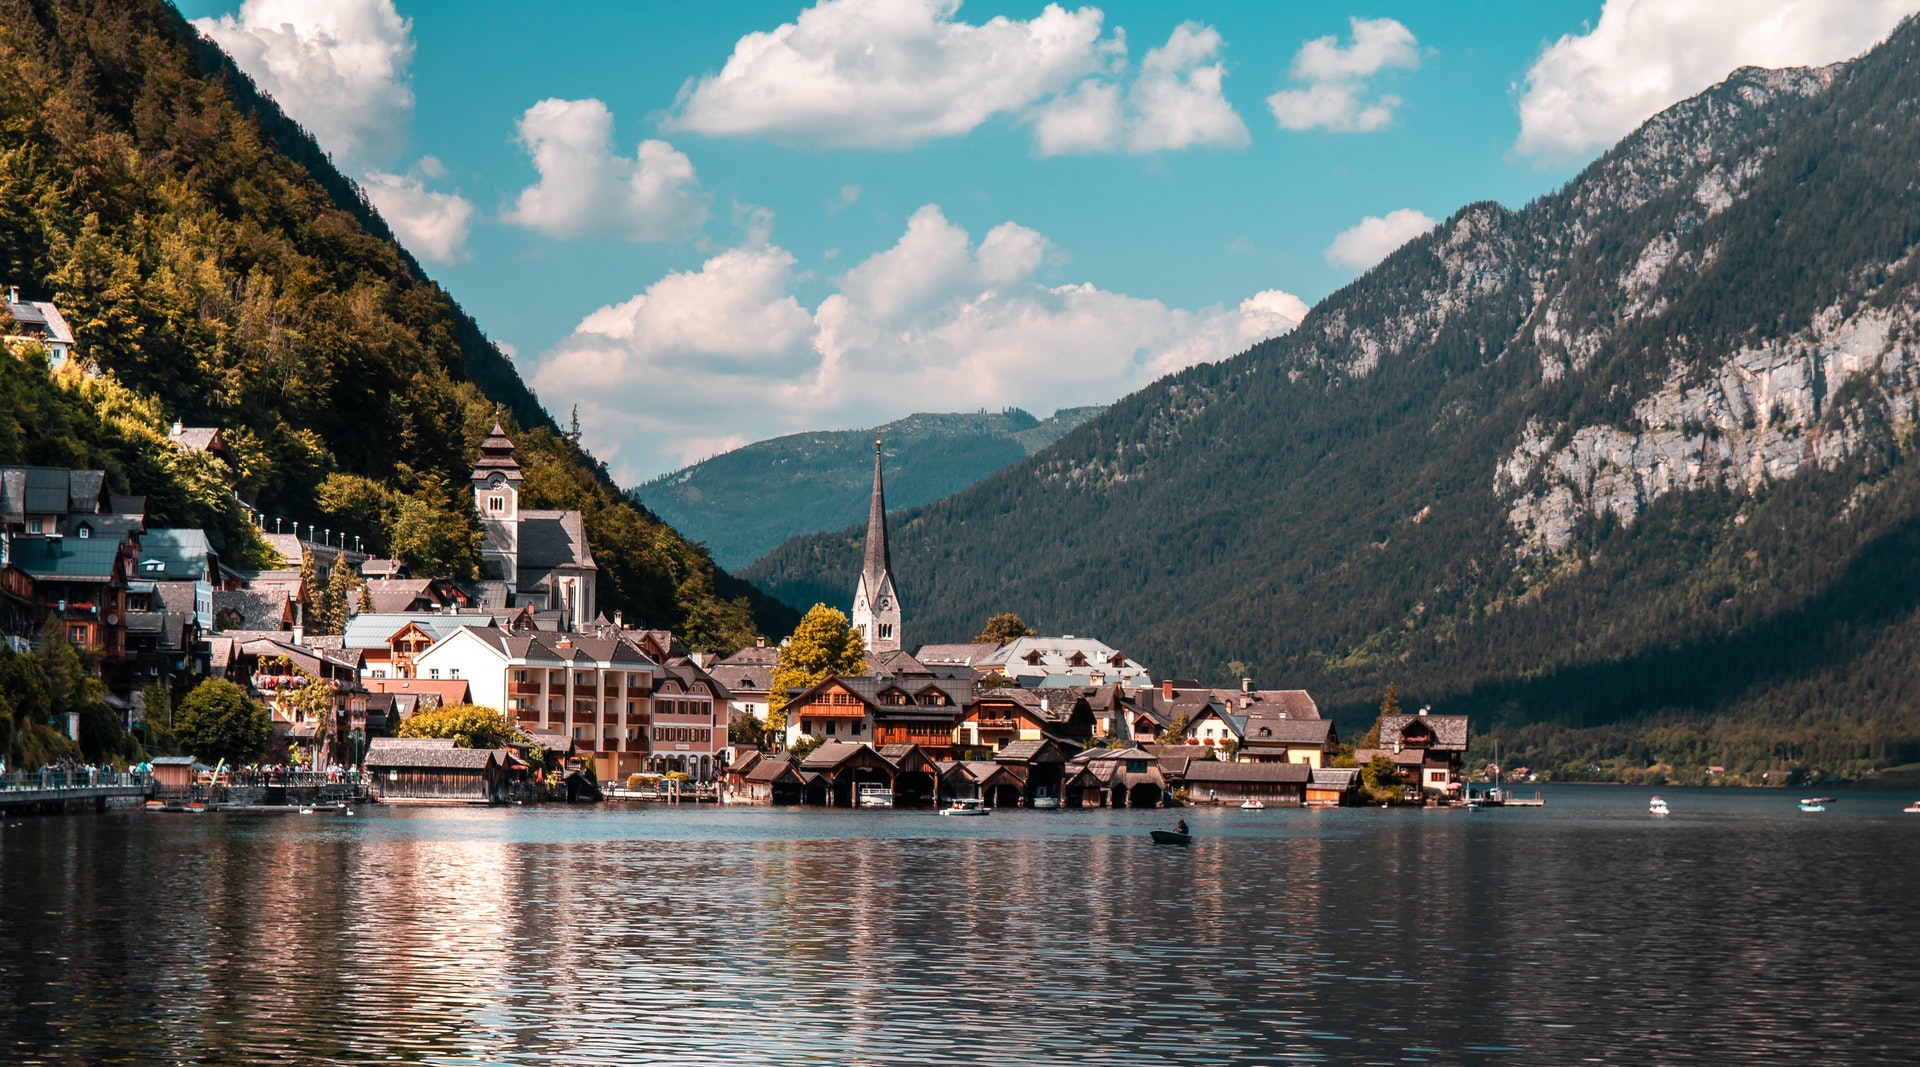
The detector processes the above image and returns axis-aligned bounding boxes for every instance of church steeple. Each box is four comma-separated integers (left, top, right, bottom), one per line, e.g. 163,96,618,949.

851,437,901,653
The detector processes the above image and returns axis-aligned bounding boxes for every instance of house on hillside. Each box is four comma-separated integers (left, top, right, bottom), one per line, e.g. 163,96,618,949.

4,286,75,367
712,640,776,723
1356,712,1470,797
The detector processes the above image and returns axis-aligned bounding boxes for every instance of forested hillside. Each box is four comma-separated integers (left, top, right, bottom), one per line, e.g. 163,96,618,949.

0,0,790,649
749,20,1920,783
637,406,1102,569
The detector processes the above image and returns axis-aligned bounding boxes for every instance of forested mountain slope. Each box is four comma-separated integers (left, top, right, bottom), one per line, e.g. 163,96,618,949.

0,0,790,649
749,20,1920,781
637,406,1102,570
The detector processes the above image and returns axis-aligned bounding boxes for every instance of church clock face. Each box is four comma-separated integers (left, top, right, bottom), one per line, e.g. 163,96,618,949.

876,596,891,610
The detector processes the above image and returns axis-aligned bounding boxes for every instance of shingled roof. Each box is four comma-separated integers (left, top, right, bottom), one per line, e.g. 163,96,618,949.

364,737,506,770
1181,760,1312,785
1378,714,1469,752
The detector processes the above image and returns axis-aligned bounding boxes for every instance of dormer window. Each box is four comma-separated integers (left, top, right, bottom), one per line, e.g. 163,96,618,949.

76,526,90,538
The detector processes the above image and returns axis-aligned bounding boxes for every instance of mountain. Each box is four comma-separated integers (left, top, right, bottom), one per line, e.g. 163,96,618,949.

748,22,1920,782
635,406,1103,570
0,0,792,649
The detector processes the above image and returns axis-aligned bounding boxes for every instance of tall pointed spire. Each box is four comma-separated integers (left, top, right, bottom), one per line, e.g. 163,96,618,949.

851,436,902,652
863,436,890,591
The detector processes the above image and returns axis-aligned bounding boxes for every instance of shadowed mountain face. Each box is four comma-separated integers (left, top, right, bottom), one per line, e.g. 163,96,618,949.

635,407,1102,570
748,21,1920,777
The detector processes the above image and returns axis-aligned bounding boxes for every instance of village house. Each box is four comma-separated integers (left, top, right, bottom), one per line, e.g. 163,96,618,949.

780,674,967,756
1357,711,1471,797
978,635,1153,688
1237,717,1339,767
1182,760,1312,806
649,656,727,780
4,286,76,367
411,627,659,783
711,640,776,723
340,611,499,679
956,686,1094,755
1064,746,1167,809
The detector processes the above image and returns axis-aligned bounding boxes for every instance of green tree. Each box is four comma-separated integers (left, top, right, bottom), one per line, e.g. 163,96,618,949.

728,711,767,749
320,554,362,634
1157,711,1191,746
1362,755,1404,804
396,704,523,749
975,612,1036,644
174,678,271,766
767,605,866,733
140,680,180,756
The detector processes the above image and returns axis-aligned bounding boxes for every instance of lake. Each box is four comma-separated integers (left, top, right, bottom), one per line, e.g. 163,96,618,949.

2,786,1916,1065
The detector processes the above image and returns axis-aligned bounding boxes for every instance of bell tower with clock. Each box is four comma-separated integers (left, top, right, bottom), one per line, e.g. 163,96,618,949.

851,436,902,653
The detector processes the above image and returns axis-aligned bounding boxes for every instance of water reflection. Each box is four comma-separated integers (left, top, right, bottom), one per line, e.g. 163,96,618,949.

2,788,1917,1064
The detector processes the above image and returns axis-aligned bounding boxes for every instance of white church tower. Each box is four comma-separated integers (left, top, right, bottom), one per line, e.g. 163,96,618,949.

471,421,523,592
851,437,902,653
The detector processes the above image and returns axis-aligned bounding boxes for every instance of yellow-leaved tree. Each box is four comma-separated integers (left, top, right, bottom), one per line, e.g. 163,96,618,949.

766,605,867,736
396,704,524,749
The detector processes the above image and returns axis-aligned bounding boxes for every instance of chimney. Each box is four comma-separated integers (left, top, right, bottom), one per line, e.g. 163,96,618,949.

171,419,183,437
7,285,17,303
614,610,623,630
556,637,571,650
1418,705,1429,716
1161,678,1173,700
1241,676,1251,694
756,636,766,648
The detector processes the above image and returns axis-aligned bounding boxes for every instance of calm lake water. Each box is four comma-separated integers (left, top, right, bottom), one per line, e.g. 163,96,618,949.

2,786,1917,1065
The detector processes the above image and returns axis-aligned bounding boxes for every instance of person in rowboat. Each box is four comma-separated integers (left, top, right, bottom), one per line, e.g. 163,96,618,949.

1175,818,1188,836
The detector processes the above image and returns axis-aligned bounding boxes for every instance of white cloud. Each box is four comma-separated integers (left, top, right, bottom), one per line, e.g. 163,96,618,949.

1514,0,1912,161
505,99,707,241
1033,21,1250,156
362,161,474,263
669,0,1109,148
194,0,415,169
1266,16,1418,133
533,206,1306,480
1325,208,1436,270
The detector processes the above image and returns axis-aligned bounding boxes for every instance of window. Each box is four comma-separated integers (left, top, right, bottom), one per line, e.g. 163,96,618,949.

628,672,644,688
68,625,87,644
627,701,636,715
851,722,862,735
372,670,387,679
488,495,504,513
573,727,584,740
825,722,836,736
449,668,459,679
514,670,528,683
575,672,589,687
878,623,892,639
28,519,43,534
76,526,90,539
429,668,441,679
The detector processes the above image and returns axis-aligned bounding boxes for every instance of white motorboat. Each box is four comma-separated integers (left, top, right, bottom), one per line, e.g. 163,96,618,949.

856,785,895,809
1798,801,1825,812
1031,788,1060,810
939,798,989,817
1648,796,1669,816
1905,801,1920,814
1240,799,1265,810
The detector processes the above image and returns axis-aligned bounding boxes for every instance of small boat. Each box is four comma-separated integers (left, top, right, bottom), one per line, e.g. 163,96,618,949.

1031,788,1060,810
1905,801,1920,814
1649,796,1669,816
1240,799,1265,810
1150,829,1191,846
939,798,989,817
1799,801,1825,812
856,785,894,809
1801,796,1835,805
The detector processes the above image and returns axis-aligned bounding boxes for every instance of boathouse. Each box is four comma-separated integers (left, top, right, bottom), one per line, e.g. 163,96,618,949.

365,737,508,803
1064,747,1165,808
741,753,805,804
1181,760,1311,806
1307,766,1361,807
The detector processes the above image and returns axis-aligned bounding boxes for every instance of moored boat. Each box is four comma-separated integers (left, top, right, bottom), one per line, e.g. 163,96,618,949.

856,785,895,809
1149,829,1191,846
1798,801,1825,812
1649,796,1669,816
1240,799,1265,810
1905,800,1920,814
939,798,989,817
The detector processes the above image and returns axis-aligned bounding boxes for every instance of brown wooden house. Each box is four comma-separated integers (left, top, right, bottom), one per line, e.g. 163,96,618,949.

365,737,508,803
1181,760,1311,806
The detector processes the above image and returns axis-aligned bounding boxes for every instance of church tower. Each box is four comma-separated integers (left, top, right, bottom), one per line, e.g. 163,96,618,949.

851,437,902,653
471,421,523,593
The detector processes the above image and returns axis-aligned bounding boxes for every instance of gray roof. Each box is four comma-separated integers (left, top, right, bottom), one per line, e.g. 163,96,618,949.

167,426,221,453
136,529,216,581
915,642,1004,666
1311,767,1361,789
860,439,891,605
213,589,292,631
6,299,73,344
343,612,496,650
364,579,435,614
1182,760,1312,784
9,536,119,580
1239,718,1336,745
1378,714,1470,752
518,510,596,575
799,740,875,772
0,466,106,522
364,737,505,771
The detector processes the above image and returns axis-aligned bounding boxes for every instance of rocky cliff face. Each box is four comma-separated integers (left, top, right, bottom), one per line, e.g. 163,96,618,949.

747,20,1920,772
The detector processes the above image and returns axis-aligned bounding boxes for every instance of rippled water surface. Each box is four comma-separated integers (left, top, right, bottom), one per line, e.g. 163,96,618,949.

3,786,1917,1065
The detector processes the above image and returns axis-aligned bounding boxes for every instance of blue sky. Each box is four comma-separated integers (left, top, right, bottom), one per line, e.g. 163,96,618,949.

171,0,1917,482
